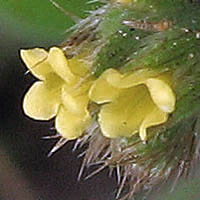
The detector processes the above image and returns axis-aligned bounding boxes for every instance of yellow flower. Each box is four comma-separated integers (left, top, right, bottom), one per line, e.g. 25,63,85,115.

20,47,93,140
113,0,132,5
89,68,176,141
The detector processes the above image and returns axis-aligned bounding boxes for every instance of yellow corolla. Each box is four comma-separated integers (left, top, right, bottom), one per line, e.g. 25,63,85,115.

20,47,93,140
89,68,176,141
113,0,132,5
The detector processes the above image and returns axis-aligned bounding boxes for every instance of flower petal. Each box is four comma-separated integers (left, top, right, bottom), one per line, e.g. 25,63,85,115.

55,106,92,140
99,85,157,138
68,57,90,77
20,48,53,80
145,78,176,113
116,0,132,4
48,47,79,84
139,107,168,141
23,76,62,120
62,85,90,115
106,69,156,88
89,69,121,103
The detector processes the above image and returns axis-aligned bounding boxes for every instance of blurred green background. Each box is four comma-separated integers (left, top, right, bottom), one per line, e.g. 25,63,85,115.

0,0,200,200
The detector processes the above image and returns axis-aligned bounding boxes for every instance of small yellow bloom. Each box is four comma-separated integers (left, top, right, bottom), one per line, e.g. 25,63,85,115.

113,0,132,5
89,68,176,141
21,47,93,140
